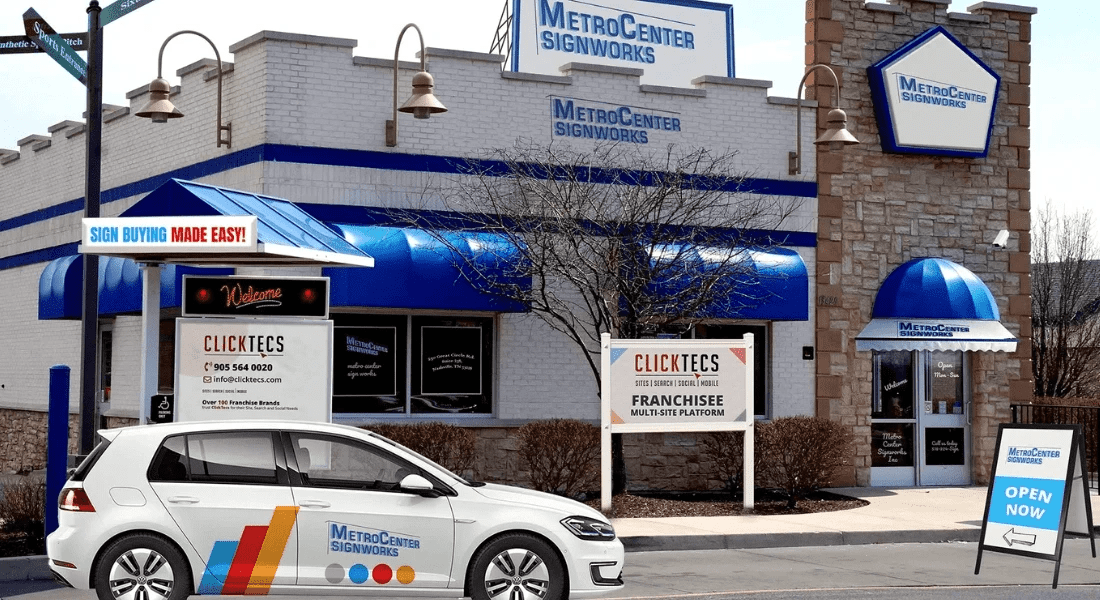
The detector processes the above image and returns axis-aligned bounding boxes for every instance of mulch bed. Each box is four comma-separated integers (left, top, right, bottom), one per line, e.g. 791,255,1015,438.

586,489,868,518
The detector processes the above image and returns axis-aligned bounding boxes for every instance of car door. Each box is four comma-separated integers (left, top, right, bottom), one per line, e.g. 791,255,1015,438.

285,431,456,589
147,431,298,594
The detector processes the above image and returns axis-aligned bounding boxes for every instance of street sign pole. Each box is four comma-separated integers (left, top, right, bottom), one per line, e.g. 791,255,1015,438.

78,0,102,453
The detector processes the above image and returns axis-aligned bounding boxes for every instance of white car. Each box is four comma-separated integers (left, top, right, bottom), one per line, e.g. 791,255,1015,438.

46,420,624,600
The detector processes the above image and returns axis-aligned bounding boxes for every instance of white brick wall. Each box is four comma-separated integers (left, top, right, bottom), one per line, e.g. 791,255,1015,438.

0,31,818,424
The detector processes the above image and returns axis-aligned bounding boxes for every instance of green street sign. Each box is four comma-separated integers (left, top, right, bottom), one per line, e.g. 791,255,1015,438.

100,0,158,27
0,32,86,55
23,8,88,84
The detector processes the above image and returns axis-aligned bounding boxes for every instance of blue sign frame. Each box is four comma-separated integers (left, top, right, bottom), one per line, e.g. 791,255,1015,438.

867,26,1000,158
509,0,735,79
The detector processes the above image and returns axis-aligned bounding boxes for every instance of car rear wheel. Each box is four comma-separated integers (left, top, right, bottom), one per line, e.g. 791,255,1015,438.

468,533,566,600
94,533,190,600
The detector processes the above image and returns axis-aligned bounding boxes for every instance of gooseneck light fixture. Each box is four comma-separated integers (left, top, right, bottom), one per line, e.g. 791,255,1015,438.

136,30,231,148
789,63,858,175
386,23,447,147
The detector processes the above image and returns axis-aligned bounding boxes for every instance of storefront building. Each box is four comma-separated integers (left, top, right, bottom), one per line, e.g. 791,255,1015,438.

0,0,1034,488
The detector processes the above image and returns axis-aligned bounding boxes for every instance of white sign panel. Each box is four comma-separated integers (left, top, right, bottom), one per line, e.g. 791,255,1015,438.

175,318,333,423
600,333,753,513
982,427,1074,556
869,26,1000,157
510,0,734,87
81,216,258,254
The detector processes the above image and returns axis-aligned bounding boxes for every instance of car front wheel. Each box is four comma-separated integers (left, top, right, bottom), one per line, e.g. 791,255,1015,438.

468,533,566,600
94,533,191,600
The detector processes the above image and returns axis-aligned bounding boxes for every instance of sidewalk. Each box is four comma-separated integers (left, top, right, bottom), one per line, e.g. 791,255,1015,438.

3,486,1098,582
614,486,1100,551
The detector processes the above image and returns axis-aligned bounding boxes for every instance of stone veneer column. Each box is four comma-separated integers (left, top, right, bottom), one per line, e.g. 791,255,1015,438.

807,0,1035,486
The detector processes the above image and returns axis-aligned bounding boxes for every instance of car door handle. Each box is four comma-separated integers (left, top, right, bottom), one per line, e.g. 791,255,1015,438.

166,496,200,504
299,500,331,509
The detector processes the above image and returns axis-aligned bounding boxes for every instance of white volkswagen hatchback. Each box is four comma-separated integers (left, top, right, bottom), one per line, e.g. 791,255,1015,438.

46,420,624,600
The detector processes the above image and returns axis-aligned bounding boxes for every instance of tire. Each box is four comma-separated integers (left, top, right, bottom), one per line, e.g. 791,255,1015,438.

468,533,567,600
94,533,191,600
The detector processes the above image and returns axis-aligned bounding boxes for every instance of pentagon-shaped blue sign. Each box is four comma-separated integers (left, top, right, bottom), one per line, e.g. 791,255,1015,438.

868,26,1000,157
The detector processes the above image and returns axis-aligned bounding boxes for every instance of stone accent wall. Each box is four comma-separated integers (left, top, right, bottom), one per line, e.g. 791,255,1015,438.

0,408,137,473
808,0,1035,485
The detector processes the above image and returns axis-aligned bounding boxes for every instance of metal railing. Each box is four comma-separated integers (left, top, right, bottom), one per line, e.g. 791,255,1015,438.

1011,403,1100,492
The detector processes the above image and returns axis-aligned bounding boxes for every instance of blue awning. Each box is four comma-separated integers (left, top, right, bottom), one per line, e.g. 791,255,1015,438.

39,255,232,320
856,257,1017,352
323,225,529,312
645,244,808,321
84,179,373,267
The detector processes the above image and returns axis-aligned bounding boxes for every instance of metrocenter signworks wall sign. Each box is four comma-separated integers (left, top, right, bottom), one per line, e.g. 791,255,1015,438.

868,26,1001,157
509,0,734,87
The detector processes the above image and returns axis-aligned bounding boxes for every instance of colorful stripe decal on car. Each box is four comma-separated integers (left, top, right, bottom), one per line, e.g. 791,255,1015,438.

197,506,300,595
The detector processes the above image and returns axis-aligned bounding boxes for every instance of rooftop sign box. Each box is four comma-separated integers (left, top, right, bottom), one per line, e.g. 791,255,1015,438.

868,26,1000,157
509,0,734,87
82,216,258,254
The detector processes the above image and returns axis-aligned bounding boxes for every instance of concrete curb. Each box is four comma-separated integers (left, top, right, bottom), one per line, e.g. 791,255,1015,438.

621,528,981,552
0,555,50,582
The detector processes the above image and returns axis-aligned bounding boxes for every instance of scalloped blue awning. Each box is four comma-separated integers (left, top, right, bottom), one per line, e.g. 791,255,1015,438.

322,225,530,312
39,255,232,320
645,244,808,321
856,257,1016,352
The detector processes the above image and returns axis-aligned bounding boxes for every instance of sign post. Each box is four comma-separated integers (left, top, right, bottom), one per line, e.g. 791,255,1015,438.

600,333,754,513
975,424,1096,588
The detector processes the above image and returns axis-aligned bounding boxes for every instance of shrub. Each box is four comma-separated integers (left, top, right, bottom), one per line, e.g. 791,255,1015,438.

363,422,477,480
517,419,599,500
0,477,46,556
755,416,851,509
700,431,747,495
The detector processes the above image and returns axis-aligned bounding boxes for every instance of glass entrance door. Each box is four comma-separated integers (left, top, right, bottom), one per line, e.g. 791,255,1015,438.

870,350,971,486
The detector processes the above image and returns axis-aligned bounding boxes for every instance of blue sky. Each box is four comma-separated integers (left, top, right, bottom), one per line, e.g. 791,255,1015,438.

0,0,1089,219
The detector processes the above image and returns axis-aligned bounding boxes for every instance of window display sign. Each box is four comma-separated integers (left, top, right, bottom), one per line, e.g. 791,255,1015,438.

600,333,754,512
175,318,333,423
420,326,482,395
925,427,965,466
182,276,329,318
333,326,398,397
871,423,914,467
508,0,734,88
975,424,1096,589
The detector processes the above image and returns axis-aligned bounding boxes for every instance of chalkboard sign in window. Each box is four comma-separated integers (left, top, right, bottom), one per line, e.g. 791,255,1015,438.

925,427,966,466
333,327,397,397
420,326,482,395
872,423,914,467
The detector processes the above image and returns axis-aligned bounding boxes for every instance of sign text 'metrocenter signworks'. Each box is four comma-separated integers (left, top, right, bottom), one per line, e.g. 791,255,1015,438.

510,0,734,87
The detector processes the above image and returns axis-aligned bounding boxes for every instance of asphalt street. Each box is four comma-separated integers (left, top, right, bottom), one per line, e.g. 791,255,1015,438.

4,540,1100,599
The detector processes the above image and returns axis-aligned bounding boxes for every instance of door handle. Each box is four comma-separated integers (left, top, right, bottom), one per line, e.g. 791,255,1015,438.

166,496,200,504
299,500,331,509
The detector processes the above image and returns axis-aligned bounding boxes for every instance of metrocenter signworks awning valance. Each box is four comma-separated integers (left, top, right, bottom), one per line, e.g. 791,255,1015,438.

855,257,1017,352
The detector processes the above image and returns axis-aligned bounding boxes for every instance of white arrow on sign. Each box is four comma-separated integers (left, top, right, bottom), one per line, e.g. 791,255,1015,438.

1003,528,1037,547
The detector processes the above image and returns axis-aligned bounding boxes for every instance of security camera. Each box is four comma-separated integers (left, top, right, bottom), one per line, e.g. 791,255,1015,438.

992,230,1010,249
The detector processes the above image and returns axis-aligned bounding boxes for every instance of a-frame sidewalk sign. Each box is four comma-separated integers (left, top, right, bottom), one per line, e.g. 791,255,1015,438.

975,423,1096,588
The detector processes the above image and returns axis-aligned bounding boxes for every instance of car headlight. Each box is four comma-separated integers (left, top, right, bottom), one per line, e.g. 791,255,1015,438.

560,516,616,541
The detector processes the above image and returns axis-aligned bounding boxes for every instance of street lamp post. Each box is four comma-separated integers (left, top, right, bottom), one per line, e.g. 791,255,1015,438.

385,23,447,147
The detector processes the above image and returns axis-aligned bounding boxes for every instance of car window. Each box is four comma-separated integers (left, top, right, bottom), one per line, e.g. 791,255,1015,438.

289,433,418,492
148,435,188,482
187,432,278,485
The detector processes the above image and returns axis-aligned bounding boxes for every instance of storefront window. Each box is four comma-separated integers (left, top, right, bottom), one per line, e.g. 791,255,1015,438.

928,351,963,415
872,351,913,419
331,314,492,415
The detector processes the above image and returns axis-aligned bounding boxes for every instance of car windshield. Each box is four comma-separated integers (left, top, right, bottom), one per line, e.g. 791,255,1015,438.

364,430,484,487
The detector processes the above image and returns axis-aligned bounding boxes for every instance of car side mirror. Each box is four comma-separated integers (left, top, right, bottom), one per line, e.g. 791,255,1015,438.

400,473,441,497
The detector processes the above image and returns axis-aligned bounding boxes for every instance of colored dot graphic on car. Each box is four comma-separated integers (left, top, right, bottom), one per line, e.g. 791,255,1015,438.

349,564,370,584
397,565,416,584
373,563,393,584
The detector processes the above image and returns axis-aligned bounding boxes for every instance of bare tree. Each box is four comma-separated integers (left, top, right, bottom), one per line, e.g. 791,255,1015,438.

397,141,803,389
1032,207,1100,398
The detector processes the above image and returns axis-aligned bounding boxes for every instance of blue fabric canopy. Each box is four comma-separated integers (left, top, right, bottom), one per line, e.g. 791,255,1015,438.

872,257,999,320
857,258,1016,352
323,225,529,312
39,255,231,319
644,243,808,321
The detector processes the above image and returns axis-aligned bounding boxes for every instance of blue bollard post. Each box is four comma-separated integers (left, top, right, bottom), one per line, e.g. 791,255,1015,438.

46,365,71,537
